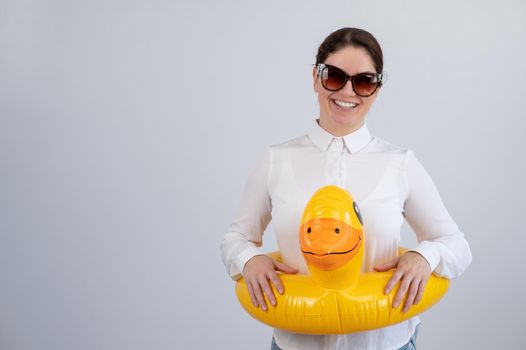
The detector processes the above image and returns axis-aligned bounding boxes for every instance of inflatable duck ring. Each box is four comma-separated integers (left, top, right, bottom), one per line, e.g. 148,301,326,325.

235,185,449,334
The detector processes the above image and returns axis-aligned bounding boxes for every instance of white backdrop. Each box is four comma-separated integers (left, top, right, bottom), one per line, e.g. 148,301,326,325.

1,0,525,349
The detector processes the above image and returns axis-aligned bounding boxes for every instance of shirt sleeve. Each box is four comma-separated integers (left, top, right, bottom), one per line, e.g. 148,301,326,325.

219,148,272,280
404,150,473,278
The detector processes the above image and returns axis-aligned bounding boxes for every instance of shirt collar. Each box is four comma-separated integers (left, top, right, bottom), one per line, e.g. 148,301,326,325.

308,119,372,153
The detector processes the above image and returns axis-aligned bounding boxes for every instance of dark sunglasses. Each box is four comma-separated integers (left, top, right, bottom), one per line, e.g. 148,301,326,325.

316,63,383,97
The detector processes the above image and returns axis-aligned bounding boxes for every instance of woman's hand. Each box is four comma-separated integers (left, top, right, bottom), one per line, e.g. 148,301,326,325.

374,251,432,313
242,255,299,311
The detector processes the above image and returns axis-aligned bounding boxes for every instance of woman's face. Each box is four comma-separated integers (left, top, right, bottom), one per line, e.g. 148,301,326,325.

313,45,380,136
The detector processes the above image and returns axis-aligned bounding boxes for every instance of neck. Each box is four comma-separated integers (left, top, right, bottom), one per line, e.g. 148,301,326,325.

318,117,364,137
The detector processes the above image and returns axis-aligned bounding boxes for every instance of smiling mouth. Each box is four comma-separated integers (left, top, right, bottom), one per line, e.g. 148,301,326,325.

332,99,357,109
301,237,361,256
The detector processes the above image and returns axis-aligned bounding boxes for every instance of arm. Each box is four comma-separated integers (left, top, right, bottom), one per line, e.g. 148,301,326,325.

220,149,272,280
375,150,472,312
404,150,472,278
219,149,299,310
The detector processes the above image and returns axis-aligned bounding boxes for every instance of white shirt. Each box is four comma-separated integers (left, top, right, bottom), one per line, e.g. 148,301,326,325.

220,120,472,350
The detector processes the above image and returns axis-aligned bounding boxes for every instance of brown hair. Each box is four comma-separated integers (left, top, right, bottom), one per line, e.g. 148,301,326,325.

315,27,383,74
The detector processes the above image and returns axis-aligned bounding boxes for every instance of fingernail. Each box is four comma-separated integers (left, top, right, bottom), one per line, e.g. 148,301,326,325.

278,288,284,294
393,302,399,308
262,305,267,311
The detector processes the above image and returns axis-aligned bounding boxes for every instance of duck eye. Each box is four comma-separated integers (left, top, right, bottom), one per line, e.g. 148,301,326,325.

335,228,340,234
307,227,311,233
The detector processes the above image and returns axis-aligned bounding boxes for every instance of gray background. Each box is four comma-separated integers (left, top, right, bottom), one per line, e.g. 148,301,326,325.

1,0,525,349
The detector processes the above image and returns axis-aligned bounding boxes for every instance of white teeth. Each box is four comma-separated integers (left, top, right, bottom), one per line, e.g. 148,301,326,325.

334,100,357,108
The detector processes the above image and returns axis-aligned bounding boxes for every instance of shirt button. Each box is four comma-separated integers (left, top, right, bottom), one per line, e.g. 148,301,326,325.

330,138,344,152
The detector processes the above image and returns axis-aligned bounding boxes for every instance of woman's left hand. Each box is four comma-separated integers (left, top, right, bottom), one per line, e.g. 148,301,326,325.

374,251,432,313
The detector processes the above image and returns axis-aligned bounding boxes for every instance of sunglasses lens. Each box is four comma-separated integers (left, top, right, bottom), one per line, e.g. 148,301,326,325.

321,66,347,91
353,74,380,97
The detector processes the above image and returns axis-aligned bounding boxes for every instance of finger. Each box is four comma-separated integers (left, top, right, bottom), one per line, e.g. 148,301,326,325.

259,276,276,307
274,261,299,274
384,269,404,294
246,279,259,308
374,257,400,272
393,275,413,308
251,280,268,311
267,271,284,295
414,276,429,304
402,280,420,313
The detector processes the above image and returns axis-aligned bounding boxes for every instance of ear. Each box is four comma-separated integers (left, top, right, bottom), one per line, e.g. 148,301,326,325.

312,66,320,93
372,75,384,98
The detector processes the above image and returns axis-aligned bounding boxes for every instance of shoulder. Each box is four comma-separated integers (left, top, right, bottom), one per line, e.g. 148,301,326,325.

265,134,314,157
360,137,418,172
262,133,316,165
364,136,411,155
269,133,312,149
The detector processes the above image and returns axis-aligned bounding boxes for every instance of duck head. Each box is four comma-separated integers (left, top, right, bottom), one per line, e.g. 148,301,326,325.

299,186,364,288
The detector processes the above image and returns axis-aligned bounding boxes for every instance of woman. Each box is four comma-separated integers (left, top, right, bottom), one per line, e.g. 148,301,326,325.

220,27,472,350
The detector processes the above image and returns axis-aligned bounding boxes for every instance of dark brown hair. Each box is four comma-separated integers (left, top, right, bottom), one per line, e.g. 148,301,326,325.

315,27,383,74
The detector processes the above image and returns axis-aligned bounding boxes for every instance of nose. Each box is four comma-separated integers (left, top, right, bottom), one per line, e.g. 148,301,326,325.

340,78,356,97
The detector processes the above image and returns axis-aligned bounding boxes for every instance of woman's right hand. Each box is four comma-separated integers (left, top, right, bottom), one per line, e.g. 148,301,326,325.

242,255,299,311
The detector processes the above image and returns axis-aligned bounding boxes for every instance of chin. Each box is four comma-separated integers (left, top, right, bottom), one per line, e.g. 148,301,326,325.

328,106,363,124
331,114,363,129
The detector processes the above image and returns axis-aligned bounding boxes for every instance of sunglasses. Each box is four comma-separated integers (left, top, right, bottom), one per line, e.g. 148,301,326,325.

316,64,383,97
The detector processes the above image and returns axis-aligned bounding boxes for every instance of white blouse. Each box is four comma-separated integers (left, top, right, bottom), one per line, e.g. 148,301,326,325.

220,120,472,350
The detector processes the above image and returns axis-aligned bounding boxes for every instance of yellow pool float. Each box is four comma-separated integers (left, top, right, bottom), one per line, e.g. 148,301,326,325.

235,185,449,334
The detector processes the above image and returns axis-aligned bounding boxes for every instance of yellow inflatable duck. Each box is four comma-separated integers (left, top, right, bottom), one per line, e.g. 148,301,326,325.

235,185,449,334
